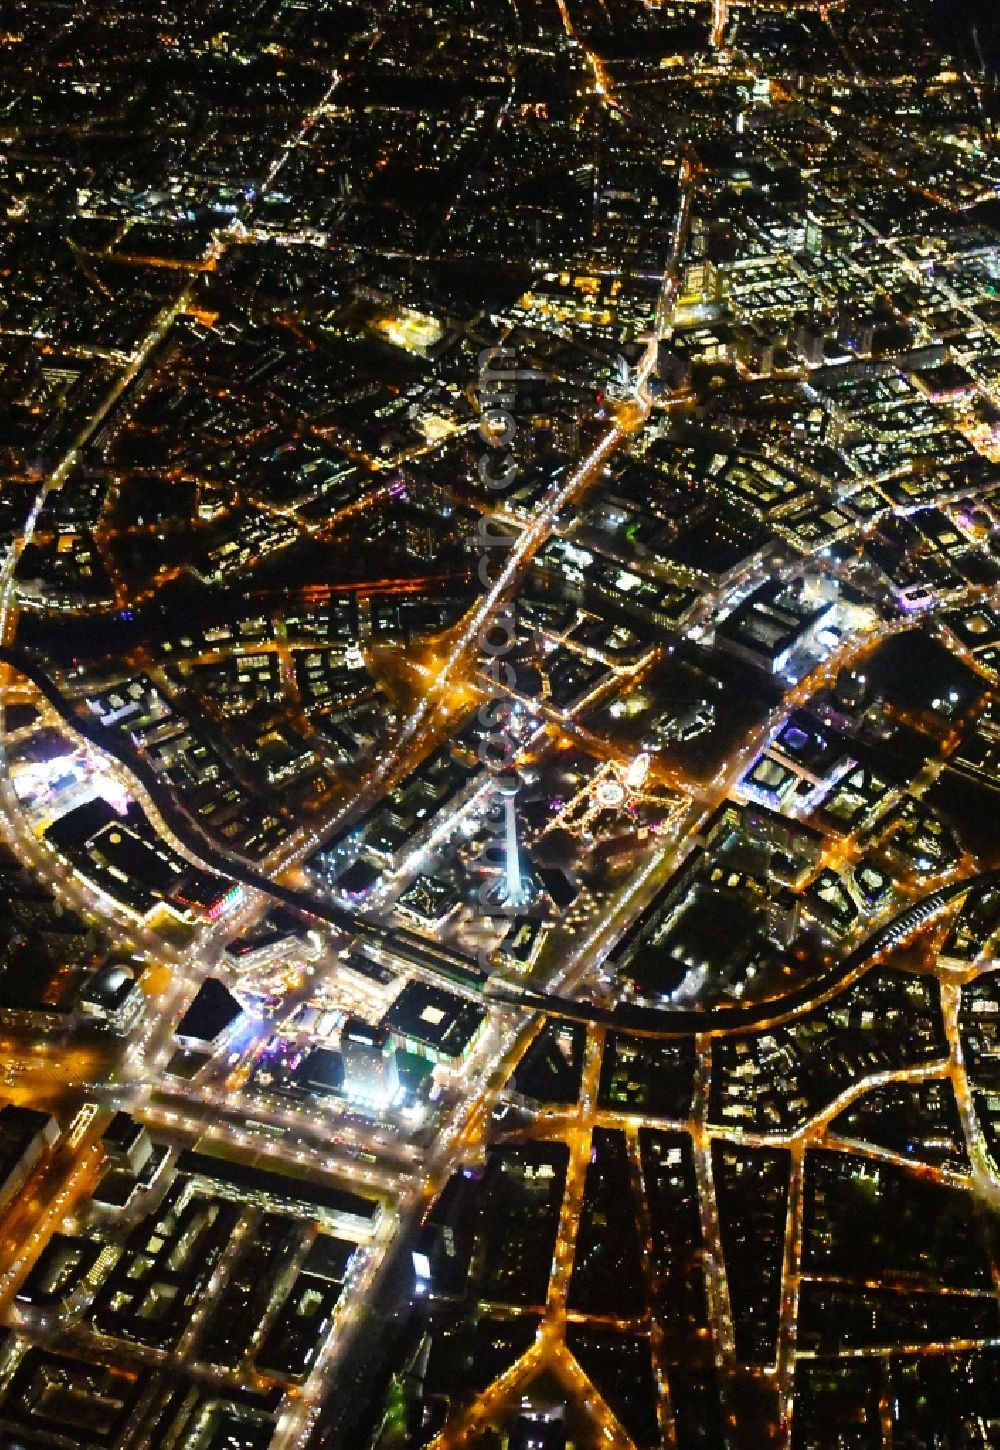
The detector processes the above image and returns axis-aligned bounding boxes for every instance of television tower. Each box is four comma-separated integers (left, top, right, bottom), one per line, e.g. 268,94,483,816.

496,771,526,910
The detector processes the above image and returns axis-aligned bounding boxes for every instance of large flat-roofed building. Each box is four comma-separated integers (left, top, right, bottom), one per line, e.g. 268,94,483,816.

381,981,487,1067
0,1105,60,1214
168,871,241,923
175,1148,382,1237
176,978,246,1054
14,1234,110,1316
224,923,318,973
715,579,835,676
413,1169,478,1300
77,961,145,1035
44,799,237,924
301,1045,345,1097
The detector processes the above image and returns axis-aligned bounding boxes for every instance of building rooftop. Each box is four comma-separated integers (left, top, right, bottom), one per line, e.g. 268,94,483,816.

176,978,244,1048
382,981,486,1063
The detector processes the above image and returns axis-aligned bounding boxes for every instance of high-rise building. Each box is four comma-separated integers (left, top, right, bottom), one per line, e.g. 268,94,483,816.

340,1016,399,1107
